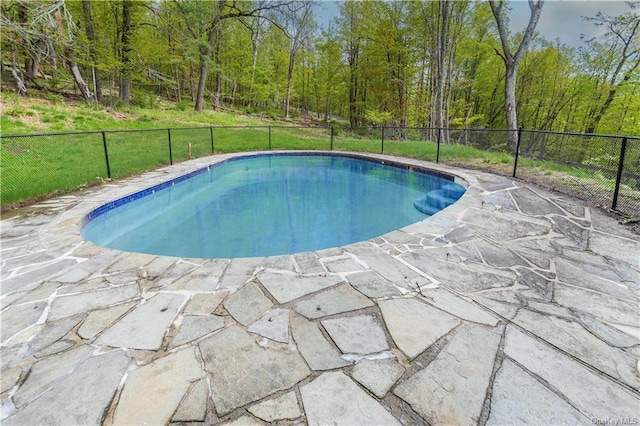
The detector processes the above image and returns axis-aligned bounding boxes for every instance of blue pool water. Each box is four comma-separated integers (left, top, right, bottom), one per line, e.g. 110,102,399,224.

81,154,465,258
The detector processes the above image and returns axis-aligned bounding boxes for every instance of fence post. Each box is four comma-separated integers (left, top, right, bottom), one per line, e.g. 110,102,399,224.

381,126,385,153
330,126,334,150
101,131,111,180
512,127,523,178
612,137,628,211
210,126,214,154
436,128,441,163
167,128,173,165
269,126,272,150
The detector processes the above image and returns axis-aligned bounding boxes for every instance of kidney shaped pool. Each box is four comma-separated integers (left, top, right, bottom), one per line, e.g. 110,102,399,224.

81,153,465,258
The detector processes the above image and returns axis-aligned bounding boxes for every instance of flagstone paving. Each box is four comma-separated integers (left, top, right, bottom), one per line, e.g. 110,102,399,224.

1,151,638,425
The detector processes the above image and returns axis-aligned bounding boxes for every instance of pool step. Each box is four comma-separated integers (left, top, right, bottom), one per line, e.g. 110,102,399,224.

414,184,465,216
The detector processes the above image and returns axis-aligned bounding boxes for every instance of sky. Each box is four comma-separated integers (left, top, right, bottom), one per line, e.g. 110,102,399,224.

315,0,634,48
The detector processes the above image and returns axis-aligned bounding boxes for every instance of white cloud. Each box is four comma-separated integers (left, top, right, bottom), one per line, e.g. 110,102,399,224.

508,0,634,47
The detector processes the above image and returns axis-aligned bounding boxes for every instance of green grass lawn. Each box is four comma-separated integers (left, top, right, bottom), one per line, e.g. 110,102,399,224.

1,92,637,217
1,125,513,206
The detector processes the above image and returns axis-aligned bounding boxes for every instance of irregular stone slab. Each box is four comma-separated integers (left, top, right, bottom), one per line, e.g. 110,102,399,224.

421,288,498,326
347,271,403,298
488,359,590,425
77,302,137,340
4,350,129,426
1,365,22,395
294,284,374,319
461,208,551,241
52,266,92,284
222,415,262,425
171,315,225,348
344,244,432,290
589,231,640,268
322,257,365,273
514,267,554,301
321,315,389,355
513,309,640,391
27,315,82,356
247,391,301,422
576,312,640,348
300,372,400,426
248,308,290,343
261,255,295,272
474,239,528,268
473,292,521,319
34,340,74,358
165,259,229,291
105,252,155,273
0,291,27,310
2,259,79,296
551,215,589,248
382,230,422,246
47,284,139,321
223,282,273,326
184,292,227,315
172,379,208,422
199,324,310,416
97,293,184,350
219,257,264,288
56,277,111,296
561,247,640,287
290,314,349,371
258,271,343,303
510,187,564,216
503,326,640,420
144,256,178,278
12,345,93,408
402,251,516,293
554,284,639,327
437,225,476,244
351,358,405,398
293,252,325,274
555,258,637,300
113,347,201,425
379,298,460,359
483,192,516,210
394,324,502,424
12,281,59,305
1,301,46,342
153,261,201,288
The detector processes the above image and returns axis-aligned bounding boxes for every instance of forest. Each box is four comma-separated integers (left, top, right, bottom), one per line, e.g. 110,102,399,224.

1,0,639,136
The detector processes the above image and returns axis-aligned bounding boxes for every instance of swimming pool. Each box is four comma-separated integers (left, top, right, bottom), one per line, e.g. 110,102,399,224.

81,153,465,258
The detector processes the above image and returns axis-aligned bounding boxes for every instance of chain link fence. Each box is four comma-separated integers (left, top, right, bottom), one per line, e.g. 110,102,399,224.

1,125,638,218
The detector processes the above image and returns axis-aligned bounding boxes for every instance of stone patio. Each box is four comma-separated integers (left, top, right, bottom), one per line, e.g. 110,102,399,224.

1,151,638,425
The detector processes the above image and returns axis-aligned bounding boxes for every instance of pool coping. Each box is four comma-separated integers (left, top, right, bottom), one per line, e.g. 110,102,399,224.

1,151,638,425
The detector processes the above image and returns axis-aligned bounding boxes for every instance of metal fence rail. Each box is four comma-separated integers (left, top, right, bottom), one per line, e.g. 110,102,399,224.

1,125,638,217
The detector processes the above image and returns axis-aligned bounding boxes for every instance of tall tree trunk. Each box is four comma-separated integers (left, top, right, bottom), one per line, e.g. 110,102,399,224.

285,39,296,118
490,0,543,151
17,2,36,80
248,19,261,107
83,0,102,103
195,1,225,112
11,53,28,97
434,1,450,143
195,25,215,112
119,0,133,104
65,47,93,101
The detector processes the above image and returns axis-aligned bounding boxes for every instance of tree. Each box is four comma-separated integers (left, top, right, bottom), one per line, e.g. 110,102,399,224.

582,5,640,134
489,0,543,150
82,0,102,102
280,1,316,118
